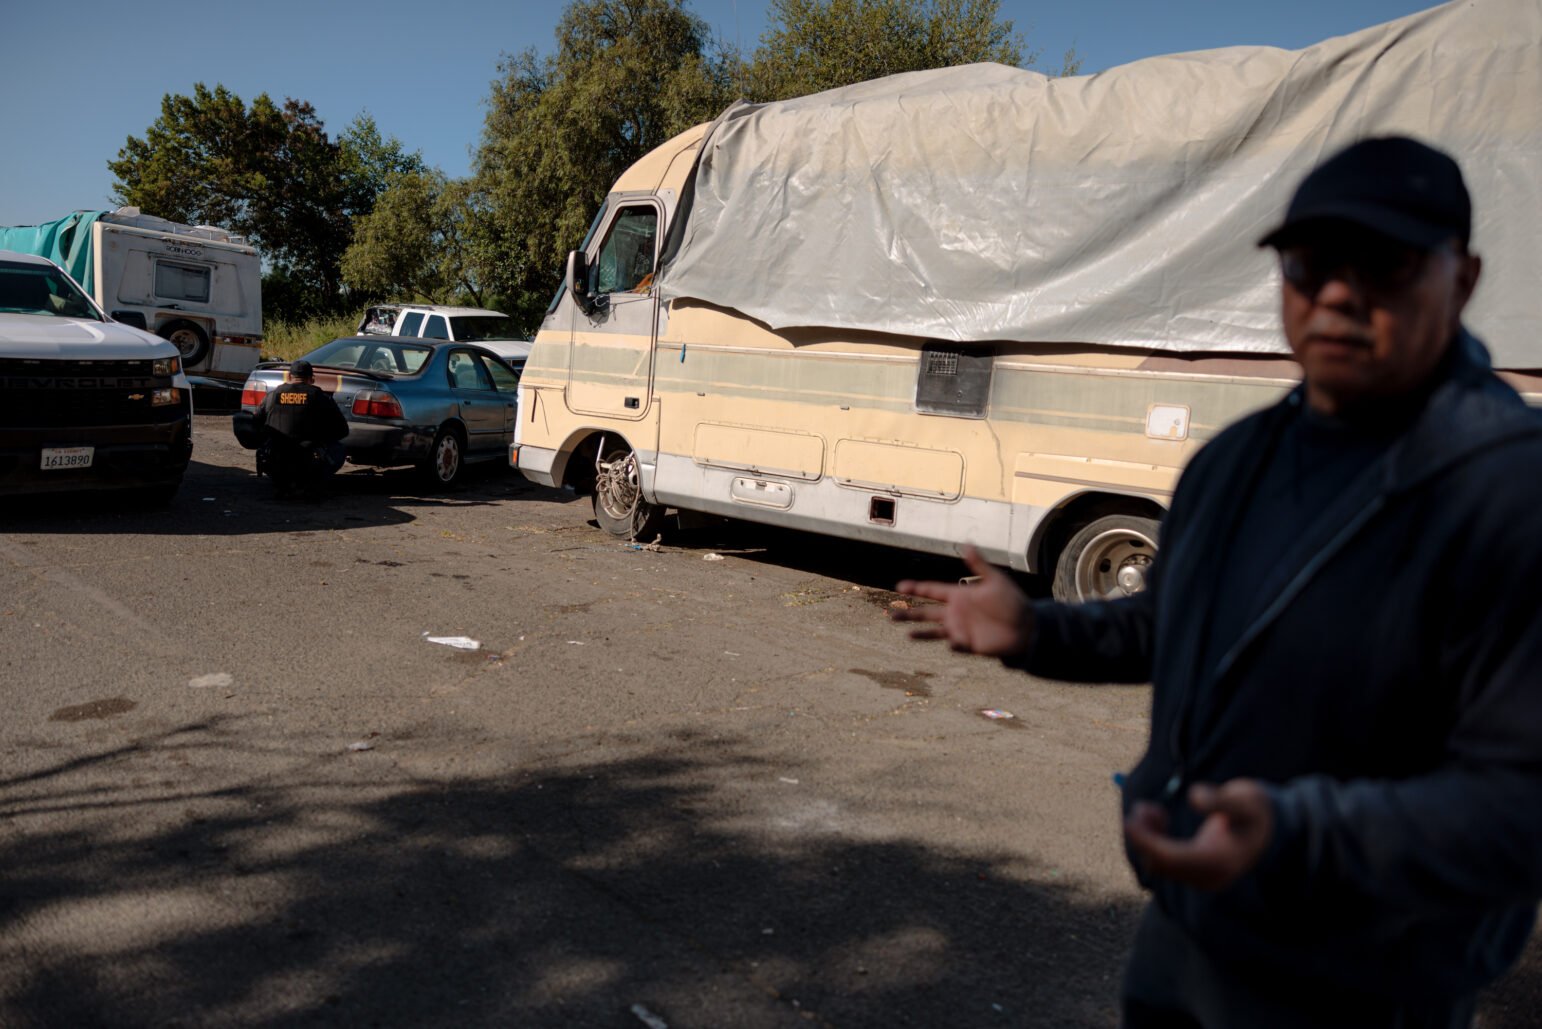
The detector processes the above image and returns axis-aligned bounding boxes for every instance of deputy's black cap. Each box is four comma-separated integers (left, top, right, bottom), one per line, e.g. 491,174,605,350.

1259,136,1471,250
290,359,314,379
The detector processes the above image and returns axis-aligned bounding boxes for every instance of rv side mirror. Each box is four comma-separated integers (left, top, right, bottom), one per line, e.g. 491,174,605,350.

567,250,592,313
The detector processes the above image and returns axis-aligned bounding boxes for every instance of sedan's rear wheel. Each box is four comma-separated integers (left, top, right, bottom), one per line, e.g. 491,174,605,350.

592,442,664,540
419,425,465,489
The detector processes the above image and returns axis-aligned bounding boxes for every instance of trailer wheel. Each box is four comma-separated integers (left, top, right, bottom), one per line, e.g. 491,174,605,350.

159,320,210,366
592,442,665,540
1052,514,1160,603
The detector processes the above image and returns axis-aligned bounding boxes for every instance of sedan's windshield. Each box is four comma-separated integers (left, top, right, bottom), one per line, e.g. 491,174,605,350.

306,338,432,375
0,261,101,320
448,315,519,342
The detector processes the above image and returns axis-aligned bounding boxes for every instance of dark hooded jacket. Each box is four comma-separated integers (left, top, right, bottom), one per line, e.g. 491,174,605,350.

1017,331,1542,1004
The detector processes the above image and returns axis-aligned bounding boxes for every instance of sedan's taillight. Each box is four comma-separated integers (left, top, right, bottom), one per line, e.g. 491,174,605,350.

352,389,404,419
239,380,268,407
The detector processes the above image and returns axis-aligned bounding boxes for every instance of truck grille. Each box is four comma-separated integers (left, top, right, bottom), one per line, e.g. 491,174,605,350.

0,358,180,428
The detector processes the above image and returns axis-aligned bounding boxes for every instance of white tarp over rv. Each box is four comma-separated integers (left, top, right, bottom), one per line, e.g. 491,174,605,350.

659,0,1542,368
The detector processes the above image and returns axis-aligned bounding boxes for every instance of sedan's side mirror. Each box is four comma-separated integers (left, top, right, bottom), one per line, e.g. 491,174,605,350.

567,250,593,314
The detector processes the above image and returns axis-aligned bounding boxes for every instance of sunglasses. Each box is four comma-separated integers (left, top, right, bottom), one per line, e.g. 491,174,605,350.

1279,239,1434,298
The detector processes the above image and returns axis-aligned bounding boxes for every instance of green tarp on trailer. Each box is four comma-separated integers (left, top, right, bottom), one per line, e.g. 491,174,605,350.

0,212,106,295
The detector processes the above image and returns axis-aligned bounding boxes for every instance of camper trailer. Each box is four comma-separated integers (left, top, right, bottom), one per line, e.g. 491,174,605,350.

0,208,262,383
512,0,1542,602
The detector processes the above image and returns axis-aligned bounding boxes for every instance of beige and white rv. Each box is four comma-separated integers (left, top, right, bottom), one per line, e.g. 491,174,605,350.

512,0,1542,601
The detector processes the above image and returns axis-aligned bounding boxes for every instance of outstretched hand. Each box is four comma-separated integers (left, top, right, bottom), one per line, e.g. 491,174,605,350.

1124,780,1274,891
891,546,1035,658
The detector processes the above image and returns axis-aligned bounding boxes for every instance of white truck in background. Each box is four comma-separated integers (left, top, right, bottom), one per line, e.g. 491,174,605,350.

0,208,263,386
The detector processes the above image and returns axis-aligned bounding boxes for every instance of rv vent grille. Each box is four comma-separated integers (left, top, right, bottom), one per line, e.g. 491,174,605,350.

915,343,993,419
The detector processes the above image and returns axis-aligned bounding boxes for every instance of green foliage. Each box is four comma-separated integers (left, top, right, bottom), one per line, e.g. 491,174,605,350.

470,0,737,331
341,170,483,306
747,0,1032,101
260,313,362,362
109,86,421,320
115,4,1073,334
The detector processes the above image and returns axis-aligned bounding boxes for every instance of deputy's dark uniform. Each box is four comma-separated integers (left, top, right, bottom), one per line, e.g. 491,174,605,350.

251,381,348,445
251,368,348,496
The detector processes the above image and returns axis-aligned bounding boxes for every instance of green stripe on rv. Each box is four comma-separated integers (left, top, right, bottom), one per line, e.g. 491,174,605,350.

533,340,1280,441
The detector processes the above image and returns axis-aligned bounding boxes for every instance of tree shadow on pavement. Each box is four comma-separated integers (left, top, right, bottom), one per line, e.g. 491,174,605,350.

0,721,1134,1028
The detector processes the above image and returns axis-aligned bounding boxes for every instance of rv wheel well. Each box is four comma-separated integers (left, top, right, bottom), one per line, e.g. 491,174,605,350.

561,432,606,495
1035,493,1167,575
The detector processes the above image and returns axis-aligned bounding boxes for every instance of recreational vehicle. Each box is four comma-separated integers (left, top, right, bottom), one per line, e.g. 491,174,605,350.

512,0,1542,601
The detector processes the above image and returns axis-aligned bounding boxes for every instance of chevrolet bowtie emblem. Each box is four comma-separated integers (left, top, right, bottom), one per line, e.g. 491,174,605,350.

128,393,145,401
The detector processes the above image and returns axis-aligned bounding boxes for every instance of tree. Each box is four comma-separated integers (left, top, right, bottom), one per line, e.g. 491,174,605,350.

471,0,736,330
109,86,421,318
747,0,1054,102
341,171,485,307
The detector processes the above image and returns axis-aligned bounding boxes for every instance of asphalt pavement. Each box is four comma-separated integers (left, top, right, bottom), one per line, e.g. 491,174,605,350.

0,414,1536,1027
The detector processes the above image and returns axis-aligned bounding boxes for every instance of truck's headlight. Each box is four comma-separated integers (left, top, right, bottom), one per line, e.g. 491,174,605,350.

150,387,182,407
153,356,181,376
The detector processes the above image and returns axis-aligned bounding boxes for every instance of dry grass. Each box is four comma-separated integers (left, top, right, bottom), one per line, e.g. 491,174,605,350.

261,314,361,361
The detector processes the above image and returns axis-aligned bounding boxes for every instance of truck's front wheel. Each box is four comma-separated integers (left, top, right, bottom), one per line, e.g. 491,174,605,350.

592,442,665,540
1052,514,1160,603
159,320,210,366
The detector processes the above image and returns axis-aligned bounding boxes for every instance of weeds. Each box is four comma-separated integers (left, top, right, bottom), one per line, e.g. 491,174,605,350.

260,314,361,361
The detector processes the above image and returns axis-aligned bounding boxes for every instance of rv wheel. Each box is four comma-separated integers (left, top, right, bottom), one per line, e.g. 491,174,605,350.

1052,513,1160,603
159,320,210,366
592,442,665,540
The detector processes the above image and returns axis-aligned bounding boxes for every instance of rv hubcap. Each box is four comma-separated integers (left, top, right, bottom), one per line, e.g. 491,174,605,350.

597,450,642,519
1076,528,1156,600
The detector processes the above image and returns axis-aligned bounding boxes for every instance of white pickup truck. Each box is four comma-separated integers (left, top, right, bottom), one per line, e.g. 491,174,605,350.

358,304,531,365
0,251,193,502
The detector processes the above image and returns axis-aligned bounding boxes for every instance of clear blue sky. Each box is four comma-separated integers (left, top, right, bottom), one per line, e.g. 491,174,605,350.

0,0,1439,227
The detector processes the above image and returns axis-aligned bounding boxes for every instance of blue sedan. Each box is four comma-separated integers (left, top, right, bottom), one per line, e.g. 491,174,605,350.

232,336,522,488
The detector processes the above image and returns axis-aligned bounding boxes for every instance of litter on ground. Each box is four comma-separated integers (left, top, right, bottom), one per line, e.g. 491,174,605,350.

424,635,481,650
630,1004,669,1029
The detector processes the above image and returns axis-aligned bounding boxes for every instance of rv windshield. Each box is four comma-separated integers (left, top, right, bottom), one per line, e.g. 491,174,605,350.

547,199,611,314
0,261,101,320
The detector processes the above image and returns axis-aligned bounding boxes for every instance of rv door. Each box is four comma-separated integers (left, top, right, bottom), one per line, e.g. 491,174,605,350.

565,199,661,419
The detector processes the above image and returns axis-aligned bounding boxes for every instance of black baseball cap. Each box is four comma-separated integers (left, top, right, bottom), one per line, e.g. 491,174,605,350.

289,360,314,379
1259,136,1471,251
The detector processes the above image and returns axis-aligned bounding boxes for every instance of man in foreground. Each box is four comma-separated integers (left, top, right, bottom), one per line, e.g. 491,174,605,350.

894,138,1542,1027
251,359,349,500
